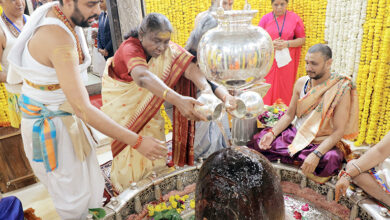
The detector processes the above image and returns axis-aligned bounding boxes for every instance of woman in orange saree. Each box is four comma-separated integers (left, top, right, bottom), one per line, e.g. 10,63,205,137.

101,13,211,193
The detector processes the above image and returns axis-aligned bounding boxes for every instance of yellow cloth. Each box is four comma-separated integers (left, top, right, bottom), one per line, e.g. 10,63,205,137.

6,91,21,128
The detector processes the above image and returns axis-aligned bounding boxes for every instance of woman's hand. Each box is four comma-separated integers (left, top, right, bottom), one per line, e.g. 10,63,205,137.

335,176,351,202
273,39,288,50
175,95,207,121
136,136,168,160
224,94,238,112
258,132,275,150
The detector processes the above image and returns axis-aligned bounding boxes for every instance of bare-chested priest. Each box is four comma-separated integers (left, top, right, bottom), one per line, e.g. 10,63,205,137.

7,1,167,218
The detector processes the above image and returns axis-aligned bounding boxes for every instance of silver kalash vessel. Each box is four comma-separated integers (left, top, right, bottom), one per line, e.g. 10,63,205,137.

198,6,274,90
197,1,274,146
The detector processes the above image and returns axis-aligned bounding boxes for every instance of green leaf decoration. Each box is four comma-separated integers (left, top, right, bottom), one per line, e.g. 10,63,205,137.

153,209,183,220
88,208,106,219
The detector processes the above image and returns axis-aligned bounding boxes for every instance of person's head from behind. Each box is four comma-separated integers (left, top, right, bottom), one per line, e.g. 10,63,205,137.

0,0,25,18
271,0,288,17
129,13,173,58
211,0,234,11
185,13,218,53
58,0,101,27
305,44,333,80
196,146,285,220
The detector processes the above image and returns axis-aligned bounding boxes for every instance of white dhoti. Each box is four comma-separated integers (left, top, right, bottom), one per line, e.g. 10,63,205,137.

7,2,105,219
21,115,104,219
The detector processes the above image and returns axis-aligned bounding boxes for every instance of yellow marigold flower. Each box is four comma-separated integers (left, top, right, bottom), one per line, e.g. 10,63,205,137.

273,108,279,114
172,201,178,209
155,204,162,212
174,195,180,201
190,200,195,209
176,208,182,214
162,202,168,210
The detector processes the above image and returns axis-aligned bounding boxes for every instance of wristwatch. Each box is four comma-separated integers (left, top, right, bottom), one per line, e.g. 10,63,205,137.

312,150,323,158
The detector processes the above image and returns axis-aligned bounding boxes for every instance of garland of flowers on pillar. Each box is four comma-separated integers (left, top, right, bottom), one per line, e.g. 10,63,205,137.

325,0,366,80
160,104,172,135
144,0,210,47
0,82,10,127
355,0,390,145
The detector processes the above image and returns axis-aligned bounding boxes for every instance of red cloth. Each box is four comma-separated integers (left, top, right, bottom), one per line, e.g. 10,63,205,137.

110,37,147,82
89,94,102,109
259,11,306,106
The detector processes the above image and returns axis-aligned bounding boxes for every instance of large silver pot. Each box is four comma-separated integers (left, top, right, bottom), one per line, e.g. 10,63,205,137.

198,9,274,90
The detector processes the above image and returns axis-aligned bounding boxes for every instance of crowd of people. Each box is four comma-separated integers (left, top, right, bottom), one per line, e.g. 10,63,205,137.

0,0,389,219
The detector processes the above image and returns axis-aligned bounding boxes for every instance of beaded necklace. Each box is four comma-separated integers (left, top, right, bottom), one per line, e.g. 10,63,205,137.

1,13,26,38
53,5,84,64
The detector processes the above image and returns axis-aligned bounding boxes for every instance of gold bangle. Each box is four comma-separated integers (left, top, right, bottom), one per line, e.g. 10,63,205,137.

163,88,169,100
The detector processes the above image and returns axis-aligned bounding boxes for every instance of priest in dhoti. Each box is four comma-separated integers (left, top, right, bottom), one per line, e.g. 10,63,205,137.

101,13,215,193
7,1,166,218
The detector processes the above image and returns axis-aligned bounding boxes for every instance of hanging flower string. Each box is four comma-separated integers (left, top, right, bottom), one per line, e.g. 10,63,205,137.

355,0,390,145
0,82,10,127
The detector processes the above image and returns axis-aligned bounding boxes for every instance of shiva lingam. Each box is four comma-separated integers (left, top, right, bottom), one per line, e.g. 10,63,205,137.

197,0,274,146
196,146,285,220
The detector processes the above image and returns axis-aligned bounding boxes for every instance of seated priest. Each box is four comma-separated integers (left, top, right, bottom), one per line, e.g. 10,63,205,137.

248,44,359,183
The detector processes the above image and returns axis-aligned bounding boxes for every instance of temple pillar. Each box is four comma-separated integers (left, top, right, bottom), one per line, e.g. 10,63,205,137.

106,0,144,51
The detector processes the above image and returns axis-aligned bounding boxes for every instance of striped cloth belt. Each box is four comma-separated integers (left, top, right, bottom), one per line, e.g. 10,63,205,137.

19,95,71,172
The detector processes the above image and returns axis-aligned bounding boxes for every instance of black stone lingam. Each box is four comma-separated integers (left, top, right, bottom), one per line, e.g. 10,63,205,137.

195,146,285,220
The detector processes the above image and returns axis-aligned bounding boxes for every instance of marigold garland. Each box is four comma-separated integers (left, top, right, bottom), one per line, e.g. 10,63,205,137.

144,0,210,47
160,104,172,135
0,55,11,127
0,82,10,127
355,0,390,145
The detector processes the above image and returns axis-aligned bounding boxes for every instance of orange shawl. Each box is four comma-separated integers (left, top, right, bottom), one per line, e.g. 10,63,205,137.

288,73,359,156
